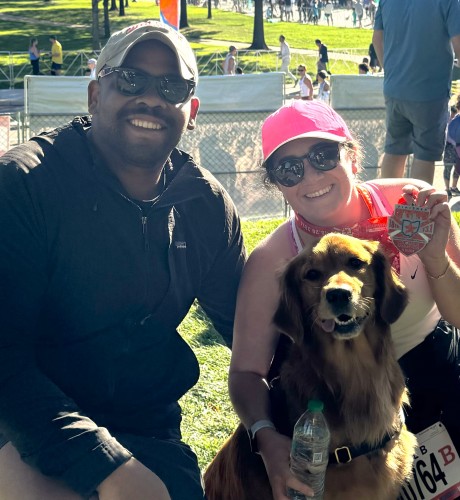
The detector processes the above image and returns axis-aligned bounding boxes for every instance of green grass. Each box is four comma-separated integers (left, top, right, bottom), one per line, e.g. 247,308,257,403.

1,0,372,85
1,0,372,52
179,218,284,469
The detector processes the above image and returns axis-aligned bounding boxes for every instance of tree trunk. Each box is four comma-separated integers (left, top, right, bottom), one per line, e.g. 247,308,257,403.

119,0,125,15
125,0,129,6
103,0,111,38
91,0,100,50
180,0,189,28
110,0,117,10
248,0,268,50
207,0,212,19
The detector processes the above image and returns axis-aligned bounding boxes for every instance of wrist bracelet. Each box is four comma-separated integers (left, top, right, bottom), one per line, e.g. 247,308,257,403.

247,419,276,454
425,260,451,280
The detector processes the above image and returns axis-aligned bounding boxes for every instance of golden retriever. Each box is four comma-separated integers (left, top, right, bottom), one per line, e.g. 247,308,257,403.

204,233,416,500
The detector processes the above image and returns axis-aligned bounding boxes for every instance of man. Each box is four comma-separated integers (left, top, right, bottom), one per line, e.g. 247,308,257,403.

49,34,63,75
279,35,297,85
315,38,329,73
0,20,245,500
222,45,237,75
373,0,460,184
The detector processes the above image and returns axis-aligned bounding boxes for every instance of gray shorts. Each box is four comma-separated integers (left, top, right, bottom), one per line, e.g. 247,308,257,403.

384,96,449,162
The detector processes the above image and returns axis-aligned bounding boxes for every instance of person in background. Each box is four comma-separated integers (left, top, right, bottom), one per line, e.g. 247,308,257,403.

444,101,460,198
316,69,330,102
315,38,329,73
296,64,313,100
358,62,370,74
372,0,460,184
87,58,97,79
228,99,460,499
222,45,237,75
323,0,333,25
29,37,41,75
284,0,293,22
0,20,245,500
49,35,63,75
354,0,364,28
368,42,380,72
278,35,297,85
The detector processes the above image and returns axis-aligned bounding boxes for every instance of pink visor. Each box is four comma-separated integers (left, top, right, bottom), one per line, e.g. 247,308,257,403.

261,100,353,162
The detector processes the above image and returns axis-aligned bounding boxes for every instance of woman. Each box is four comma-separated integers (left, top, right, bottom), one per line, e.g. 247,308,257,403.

296,64,313,101
229,100,460,499
29,38,41,75
316,70,330,103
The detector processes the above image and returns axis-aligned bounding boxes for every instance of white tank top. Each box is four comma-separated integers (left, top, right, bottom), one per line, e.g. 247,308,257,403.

299,76,311,98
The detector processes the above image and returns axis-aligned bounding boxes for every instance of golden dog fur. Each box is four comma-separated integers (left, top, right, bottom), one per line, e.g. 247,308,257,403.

204,233,416,500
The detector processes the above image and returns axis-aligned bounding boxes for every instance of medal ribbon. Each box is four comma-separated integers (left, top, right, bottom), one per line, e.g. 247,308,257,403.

294,185,400,272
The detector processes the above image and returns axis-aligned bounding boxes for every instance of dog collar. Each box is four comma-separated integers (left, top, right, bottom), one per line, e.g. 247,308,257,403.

329,429,399,465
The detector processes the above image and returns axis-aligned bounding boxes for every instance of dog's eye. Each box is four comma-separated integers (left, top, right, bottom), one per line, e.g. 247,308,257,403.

304,269,322,281
348,257,365,270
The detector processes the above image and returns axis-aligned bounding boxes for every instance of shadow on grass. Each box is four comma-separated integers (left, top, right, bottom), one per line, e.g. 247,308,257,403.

186,304,229,348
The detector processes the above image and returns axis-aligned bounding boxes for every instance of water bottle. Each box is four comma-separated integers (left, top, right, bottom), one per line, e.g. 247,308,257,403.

287,399,331,500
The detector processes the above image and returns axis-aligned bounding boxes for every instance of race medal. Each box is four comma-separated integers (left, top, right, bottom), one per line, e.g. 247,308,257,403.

388,204,434,256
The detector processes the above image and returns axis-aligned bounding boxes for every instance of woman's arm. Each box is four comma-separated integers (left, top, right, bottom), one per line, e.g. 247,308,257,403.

229,226,314,500
376,179,460,327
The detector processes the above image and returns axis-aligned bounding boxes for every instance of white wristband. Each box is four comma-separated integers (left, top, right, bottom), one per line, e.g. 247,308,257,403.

249,419,276,436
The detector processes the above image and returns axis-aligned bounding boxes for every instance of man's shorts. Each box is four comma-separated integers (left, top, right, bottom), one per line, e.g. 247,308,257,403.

51,62,62,71
384,96,449,162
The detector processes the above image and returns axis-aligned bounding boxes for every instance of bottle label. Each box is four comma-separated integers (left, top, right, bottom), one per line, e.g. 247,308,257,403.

312,452,323,464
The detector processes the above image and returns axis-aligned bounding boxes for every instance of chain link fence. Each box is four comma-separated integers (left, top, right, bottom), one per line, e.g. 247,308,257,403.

0,107,388,219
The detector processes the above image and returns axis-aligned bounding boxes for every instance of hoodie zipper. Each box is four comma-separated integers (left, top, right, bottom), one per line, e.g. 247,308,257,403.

141,215,149,251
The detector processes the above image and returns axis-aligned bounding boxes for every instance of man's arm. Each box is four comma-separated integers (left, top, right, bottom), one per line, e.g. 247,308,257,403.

0,151,132,498
196,188,246,347
372,30,384,69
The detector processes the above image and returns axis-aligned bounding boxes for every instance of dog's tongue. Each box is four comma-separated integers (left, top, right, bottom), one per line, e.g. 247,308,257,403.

321,319,335,332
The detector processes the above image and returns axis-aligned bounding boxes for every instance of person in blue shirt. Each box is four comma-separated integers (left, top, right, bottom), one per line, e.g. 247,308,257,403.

373,0,460,184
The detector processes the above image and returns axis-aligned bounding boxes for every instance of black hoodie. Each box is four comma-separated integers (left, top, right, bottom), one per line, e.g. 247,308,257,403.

0,117,246,496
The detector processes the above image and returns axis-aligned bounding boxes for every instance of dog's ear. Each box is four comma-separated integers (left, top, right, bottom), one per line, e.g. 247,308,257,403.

273,257,306,345
372,248,408,324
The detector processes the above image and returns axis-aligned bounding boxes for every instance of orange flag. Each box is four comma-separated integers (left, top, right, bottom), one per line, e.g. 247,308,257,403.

160,0,180,30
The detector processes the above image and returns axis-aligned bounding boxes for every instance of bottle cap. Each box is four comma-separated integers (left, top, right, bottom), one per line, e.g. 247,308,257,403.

308,400,324,412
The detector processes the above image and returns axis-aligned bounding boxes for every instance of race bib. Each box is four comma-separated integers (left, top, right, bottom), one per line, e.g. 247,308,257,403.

388,204,434,256
399,422,460,500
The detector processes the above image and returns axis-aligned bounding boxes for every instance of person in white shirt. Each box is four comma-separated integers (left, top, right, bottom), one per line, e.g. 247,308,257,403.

278,35,296,85
87,58,97,79
296,64,313,100
222,46,237,75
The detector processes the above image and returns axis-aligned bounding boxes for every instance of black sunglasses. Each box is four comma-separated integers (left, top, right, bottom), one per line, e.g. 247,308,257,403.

98,66,196,105
270,142,343,187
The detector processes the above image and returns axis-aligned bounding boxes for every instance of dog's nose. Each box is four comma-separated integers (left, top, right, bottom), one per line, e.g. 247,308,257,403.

326,288,351,306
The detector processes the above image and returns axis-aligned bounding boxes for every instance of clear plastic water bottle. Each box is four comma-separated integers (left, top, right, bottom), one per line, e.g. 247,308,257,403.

287,399,331,500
